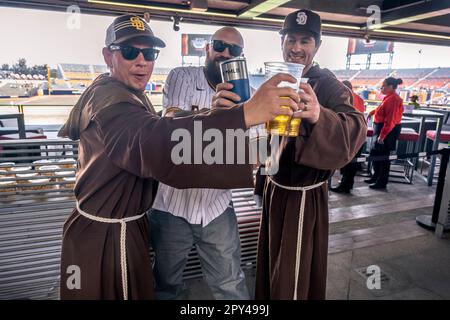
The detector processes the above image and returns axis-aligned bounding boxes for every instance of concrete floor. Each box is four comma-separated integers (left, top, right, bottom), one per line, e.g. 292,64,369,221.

327,232,450,299
184,167,450,300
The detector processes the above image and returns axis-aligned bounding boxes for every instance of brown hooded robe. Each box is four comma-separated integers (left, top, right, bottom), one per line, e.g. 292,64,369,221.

255,66,367,300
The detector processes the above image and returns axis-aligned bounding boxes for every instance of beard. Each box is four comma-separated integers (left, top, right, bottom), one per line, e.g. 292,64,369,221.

205,56,228,87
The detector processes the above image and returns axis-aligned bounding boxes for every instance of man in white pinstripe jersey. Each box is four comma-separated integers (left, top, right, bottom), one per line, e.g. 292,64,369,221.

149,27,250,300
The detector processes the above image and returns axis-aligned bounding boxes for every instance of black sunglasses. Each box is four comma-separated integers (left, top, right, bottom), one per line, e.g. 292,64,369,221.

211,40,243,57
109,45,159,61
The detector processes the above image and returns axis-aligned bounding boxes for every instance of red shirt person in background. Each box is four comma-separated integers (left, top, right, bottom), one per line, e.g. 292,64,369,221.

331,80,366,194
365,77,404,189
343,80,365,113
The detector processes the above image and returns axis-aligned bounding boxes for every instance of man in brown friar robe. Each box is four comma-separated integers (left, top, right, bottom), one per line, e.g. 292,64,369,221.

252,10,367,299
57,15,301,300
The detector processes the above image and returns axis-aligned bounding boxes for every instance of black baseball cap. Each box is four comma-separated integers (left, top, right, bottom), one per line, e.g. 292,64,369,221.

279,9,322,41
105,15,166,48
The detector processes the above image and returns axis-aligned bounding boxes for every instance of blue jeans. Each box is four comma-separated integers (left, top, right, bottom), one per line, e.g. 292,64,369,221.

148,206,249,300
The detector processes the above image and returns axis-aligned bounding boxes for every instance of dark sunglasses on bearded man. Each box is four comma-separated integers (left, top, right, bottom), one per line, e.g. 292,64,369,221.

210,40,243,57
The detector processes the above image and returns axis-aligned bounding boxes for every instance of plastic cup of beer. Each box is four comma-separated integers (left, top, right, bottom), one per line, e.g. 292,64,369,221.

264,62,305,136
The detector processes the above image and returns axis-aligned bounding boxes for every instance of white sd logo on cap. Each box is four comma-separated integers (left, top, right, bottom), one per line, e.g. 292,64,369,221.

296,12,307,25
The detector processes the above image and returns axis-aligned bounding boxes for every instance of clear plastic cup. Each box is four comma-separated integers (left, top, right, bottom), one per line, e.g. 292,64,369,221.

264,62,304,88
264,62,305,136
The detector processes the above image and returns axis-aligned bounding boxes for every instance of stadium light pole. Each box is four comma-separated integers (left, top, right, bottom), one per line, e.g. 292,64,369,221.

418,49,422,68
46,64,52,96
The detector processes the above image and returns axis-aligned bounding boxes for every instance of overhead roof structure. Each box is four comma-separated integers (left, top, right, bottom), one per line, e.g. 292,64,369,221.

1,0,449,46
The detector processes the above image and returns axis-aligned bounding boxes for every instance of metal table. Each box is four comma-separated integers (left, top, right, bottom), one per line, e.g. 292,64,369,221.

0,113,26,139
421,107,450,127
402,109,445,186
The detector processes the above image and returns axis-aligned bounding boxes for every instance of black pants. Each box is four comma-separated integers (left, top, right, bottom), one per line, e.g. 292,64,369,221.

370,148,391,186
339,146,363,189
370,123,402,186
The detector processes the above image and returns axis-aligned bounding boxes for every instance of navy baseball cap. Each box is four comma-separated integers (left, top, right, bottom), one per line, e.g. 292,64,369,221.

105,15,166,48
279,9,322,41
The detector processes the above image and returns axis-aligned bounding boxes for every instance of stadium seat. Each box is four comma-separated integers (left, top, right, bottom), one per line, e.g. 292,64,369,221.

399,128,420,142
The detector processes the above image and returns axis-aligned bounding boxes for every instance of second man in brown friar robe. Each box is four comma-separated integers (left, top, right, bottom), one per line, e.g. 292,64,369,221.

57,15,301,300
254,10,367,300
214,9,367,300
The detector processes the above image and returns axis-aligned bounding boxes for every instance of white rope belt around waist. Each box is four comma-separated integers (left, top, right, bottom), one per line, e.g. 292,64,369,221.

267,176,326,300
76,203,146,300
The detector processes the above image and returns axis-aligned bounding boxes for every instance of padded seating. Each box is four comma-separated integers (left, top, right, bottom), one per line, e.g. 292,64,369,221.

426,130,450,143
399,128,420,142
390,128,420,184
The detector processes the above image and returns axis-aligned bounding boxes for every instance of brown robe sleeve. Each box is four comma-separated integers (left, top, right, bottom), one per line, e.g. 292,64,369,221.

294,78,367,170
93,102,253,189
